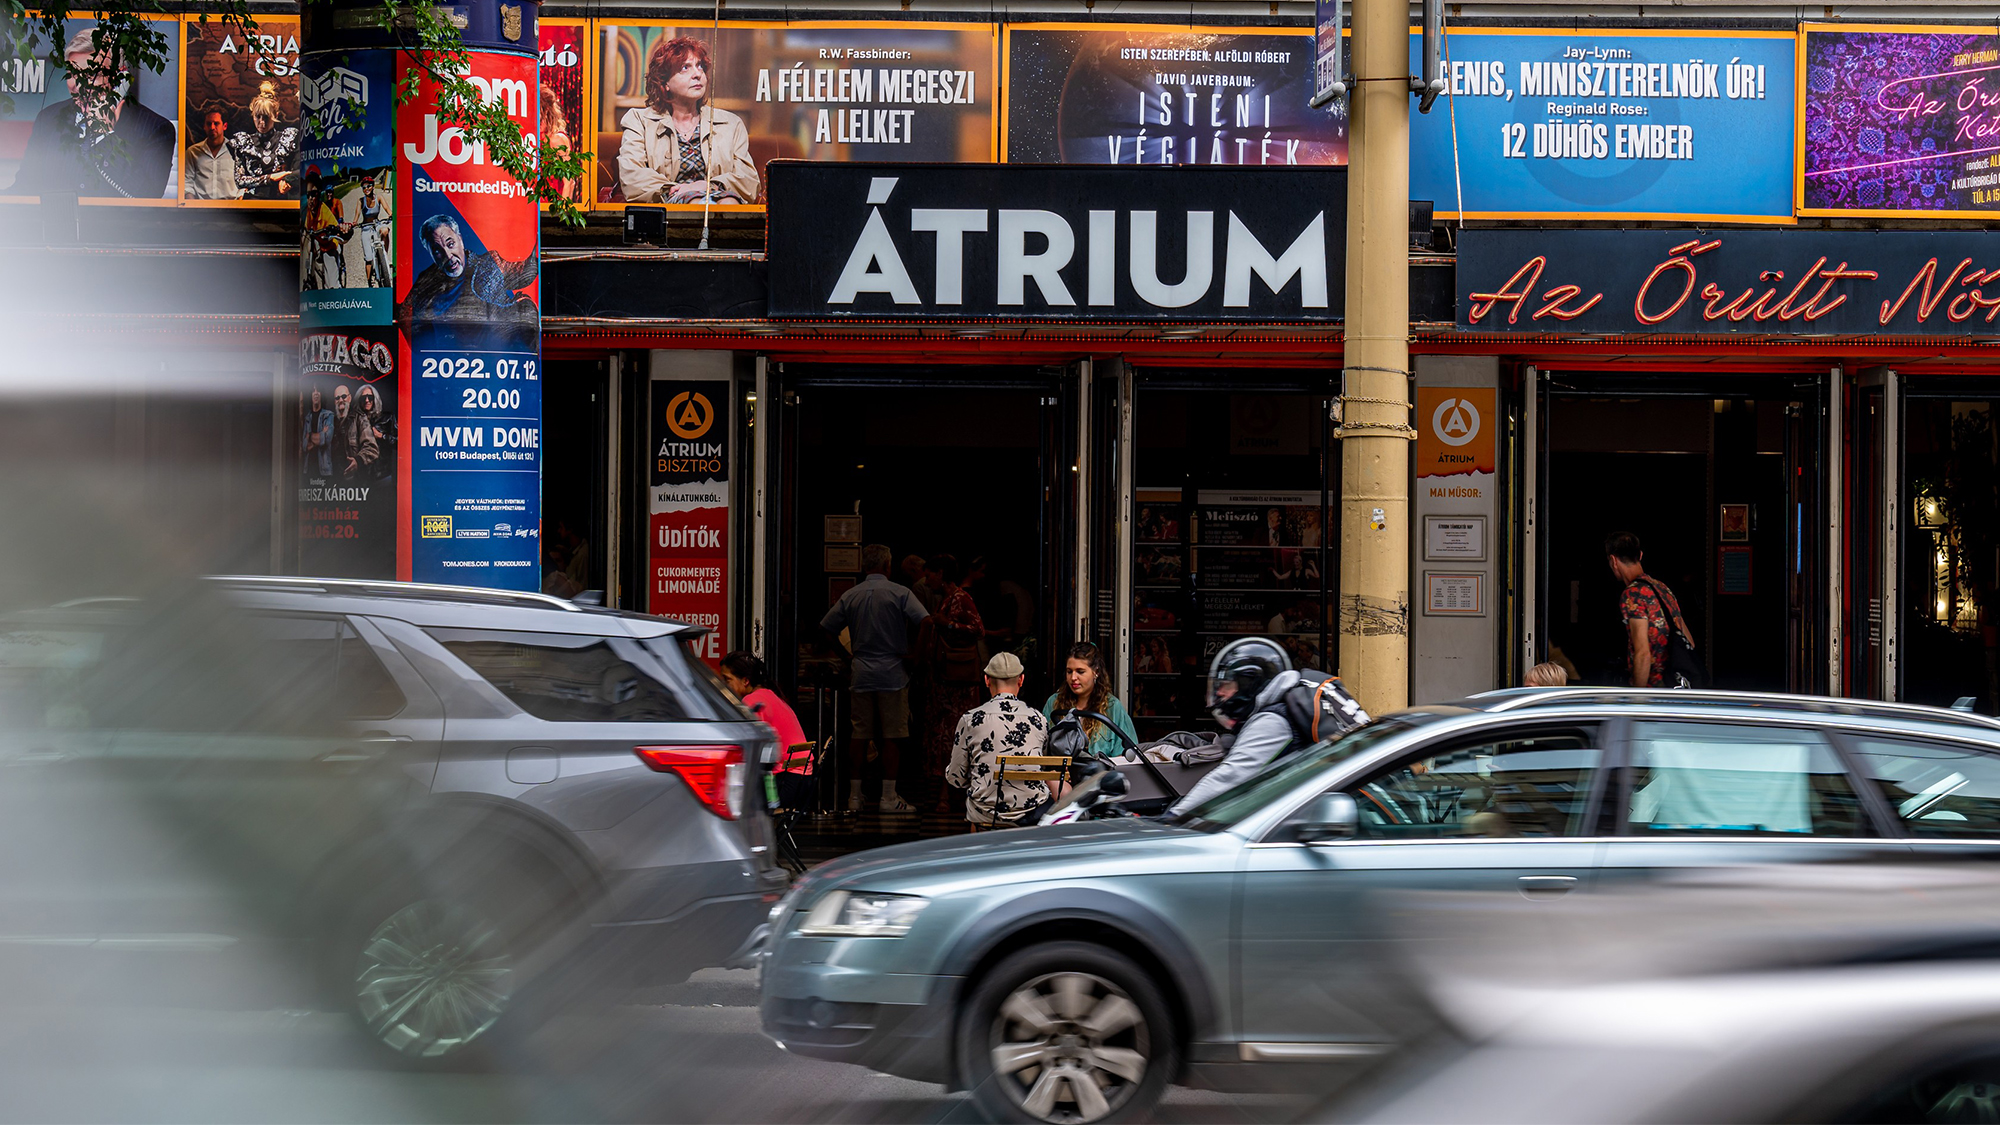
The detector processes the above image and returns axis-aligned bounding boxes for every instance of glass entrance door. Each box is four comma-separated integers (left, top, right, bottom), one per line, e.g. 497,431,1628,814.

1123,373,1337,739
768,367,1075,830
1539,373,1825,692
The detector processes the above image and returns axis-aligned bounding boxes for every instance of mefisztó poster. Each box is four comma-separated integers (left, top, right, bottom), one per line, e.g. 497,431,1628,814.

1801,24,2000,217
299,49,395,326
298,327,399,578
184,17,300,203
1002,25,1344,166
595,21,995,208
538,20,587,206
1407,29,1794,221
1191,490,1327,671
396,48,542,590
649,379,730,667
0,16,181,200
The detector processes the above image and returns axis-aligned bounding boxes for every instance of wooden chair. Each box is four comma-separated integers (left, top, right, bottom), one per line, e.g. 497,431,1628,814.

987,754,1070,828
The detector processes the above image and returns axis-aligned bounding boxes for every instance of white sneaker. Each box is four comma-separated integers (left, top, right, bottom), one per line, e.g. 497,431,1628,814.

880,782,913,813
846,780,864,811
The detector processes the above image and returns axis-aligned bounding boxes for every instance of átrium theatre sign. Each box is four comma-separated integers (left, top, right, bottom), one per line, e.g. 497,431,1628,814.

767,163,1346,320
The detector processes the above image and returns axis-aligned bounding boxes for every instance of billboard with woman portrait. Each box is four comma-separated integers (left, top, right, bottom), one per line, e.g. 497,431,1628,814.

594,20,995,208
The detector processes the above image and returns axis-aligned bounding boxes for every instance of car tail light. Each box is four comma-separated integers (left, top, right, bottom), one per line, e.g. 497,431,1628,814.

637,745,745,819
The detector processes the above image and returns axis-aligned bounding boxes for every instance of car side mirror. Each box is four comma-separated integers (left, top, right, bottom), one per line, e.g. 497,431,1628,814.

1294,792,1358,844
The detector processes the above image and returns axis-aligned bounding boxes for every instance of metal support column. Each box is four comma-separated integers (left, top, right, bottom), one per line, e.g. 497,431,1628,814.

1338,0,1414,714
1521,364,1538,675
1881,367,1899,700
1074,359,1093,642
752,355,770,657
1826,364,1842,696
604,354,622,608
1114,358,1135,703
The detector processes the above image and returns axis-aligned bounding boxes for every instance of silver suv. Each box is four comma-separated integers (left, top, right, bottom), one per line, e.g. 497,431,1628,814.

0,577,785,1063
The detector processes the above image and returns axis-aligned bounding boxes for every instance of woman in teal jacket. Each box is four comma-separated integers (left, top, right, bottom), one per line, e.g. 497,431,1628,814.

1043,641,1140,758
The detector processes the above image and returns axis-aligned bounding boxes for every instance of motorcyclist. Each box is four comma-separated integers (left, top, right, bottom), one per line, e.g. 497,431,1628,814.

1166,638,1366,816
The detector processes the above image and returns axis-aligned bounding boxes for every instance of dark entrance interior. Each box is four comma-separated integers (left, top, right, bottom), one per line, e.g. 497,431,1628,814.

539,359,610,599
773,368,1072,831
1541,374,1823,692
1900,385,2000,711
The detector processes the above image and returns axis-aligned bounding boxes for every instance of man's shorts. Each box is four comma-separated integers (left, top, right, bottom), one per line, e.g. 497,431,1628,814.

851,688,911,740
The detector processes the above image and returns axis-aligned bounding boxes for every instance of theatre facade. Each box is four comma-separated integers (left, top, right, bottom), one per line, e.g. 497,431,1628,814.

19,8,2000,724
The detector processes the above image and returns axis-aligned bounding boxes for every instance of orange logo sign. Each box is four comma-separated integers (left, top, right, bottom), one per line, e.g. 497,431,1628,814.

666,391,716,439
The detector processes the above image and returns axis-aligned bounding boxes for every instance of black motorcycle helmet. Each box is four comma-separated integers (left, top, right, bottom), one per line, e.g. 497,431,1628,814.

1206,637,1291,729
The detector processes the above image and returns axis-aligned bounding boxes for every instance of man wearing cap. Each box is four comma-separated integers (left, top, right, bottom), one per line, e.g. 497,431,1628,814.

946,652,1052,829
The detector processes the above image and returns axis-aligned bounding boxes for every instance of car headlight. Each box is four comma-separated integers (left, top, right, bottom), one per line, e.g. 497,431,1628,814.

796,890,929,937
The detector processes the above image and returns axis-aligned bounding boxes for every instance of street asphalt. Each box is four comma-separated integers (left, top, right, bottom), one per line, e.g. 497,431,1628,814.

0,966,1307,1123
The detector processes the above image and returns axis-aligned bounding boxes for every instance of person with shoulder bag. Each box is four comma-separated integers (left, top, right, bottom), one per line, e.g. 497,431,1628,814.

1605,531,1705,689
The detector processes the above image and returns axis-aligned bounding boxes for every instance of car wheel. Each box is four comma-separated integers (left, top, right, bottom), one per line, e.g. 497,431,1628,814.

958,941,1177,1125
336,862,568,1068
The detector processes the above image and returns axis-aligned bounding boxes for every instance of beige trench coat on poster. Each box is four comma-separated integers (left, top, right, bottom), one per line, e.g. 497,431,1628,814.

617,105,758,204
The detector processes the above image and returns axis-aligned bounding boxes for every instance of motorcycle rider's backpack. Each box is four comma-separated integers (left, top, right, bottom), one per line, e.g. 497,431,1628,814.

1259,671,1371,759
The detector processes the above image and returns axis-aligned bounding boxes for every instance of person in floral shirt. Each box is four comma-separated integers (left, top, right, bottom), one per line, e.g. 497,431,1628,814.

947,652,1052,828
1607,531,1687,687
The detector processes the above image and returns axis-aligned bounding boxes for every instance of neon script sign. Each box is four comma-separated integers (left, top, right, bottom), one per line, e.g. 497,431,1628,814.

1458,229,2000,335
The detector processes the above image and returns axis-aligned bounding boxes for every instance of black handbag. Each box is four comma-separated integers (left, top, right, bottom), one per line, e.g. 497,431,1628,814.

1638,577,1706,688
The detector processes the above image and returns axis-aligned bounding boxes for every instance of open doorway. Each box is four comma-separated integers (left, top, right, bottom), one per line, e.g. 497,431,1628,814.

1540,376,1822,692
539,359,609,600
773,369,1070,836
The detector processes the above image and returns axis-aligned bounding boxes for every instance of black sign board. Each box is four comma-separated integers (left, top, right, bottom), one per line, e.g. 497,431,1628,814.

1460,229,2000,337
767,162,1346,321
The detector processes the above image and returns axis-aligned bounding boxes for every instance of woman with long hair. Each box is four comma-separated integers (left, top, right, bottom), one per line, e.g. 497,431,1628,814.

539,83,577,202
615,35,757,204
719,650,813,809
1043,641,1139,759
230,80,297,199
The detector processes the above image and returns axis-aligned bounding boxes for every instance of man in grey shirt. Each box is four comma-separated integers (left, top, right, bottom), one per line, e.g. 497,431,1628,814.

822,543,929,811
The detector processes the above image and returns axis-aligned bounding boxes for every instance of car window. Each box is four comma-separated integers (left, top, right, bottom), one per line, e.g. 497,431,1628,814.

645,637,755,721
112,612,342,734
0,617,119,731
1626,721,1867,836
429,628,732,723
336,624,405,720
1351,731,1602,840
1845,736,2000,838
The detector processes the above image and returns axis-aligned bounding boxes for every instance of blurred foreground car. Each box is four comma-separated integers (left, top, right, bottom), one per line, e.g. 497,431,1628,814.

0,577,783,1063
761,689,2000,1124
1323,863,2000,1124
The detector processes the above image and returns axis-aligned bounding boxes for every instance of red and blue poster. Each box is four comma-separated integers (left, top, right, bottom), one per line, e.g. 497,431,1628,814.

395,49,542,589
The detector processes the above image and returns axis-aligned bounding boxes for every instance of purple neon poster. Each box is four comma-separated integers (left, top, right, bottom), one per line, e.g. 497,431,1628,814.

1802,23,2000,216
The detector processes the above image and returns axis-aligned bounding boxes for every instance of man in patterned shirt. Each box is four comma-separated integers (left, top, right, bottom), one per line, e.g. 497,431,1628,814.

1607,530,1688,687
947,652,1052,829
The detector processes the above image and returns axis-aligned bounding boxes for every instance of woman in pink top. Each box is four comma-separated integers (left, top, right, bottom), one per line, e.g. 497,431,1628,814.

720,651,814,809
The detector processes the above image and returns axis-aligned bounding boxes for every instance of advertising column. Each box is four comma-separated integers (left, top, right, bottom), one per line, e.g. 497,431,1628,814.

397,51,542,589
300,0,542,590
648,354,733,668
298,48,398,576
